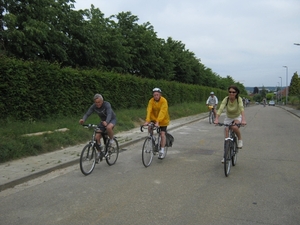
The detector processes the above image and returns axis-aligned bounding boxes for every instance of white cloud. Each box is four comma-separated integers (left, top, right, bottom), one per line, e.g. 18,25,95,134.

74,0,300,87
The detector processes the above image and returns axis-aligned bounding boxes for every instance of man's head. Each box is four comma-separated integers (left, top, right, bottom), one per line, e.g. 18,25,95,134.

93,93,103,108
152,87,162,101
210,91,214,97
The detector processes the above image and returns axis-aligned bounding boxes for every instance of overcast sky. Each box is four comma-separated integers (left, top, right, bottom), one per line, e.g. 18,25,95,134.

74,0,300,87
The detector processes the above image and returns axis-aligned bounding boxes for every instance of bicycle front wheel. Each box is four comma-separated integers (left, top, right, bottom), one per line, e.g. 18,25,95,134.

142,137,154,167
208,111,212,124
224,140,231,177
105,138,119,166
80,144,96,175
231,139,238,166
211,112,215,124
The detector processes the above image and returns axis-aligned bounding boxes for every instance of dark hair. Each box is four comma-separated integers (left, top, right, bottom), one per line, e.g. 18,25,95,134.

228,85,240,99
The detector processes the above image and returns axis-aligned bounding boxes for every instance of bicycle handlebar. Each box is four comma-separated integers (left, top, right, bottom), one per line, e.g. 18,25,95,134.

216,122,243,128
140,122,159,132
82,124,98,128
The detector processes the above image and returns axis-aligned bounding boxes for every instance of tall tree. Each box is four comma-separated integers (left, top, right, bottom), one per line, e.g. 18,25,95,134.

2,0,75,62
289,72,300,96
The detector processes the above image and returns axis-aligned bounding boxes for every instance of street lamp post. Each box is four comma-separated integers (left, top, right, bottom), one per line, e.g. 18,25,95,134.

279,77,282,103
283,66,288,105
277,82,280,103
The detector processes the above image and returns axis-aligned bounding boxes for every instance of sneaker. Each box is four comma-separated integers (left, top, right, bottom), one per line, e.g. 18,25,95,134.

238,140,243,149
158,149,165,159
221,158,224,163
109,140,116,148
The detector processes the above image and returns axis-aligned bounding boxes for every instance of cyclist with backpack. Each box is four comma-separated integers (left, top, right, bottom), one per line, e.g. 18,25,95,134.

143,88,170,159
214,85,247,163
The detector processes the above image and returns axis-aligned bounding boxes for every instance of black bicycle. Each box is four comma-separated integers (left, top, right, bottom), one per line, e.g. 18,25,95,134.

140,122,168,167
79,124,119,175
217,122,241,177
208,105,215,124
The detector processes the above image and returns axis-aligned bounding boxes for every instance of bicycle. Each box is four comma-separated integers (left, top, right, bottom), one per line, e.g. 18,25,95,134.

79,124,119,175
217,121,242,177
140,122,168,167
208,105,215,124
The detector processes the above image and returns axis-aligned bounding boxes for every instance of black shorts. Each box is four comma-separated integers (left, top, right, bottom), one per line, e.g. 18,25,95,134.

159,126,167,132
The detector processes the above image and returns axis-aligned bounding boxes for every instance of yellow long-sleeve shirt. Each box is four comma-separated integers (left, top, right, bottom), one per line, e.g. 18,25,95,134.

145,96,170,126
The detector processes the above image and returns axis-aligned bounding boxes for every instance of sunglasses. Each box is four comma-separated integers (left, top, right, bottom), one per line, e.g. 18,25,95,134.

228,91,236,94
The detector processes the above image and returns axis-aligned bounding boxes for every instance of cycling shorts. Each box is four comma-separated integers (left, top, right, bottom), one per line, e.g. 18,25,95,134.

97,118,117,132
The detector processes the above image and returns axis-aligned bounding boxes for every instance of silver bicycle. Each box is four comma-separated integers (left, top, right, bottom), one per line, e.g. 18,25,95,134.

79,124,119,175
140,122,168,167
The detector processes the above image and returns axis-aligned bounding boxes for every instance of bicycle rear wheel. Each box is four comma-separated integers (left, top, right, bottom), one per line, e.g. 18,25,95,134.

80,144,96,175
142,137,154,167
105,138,119,166
224,140,231,177
231,138,238,166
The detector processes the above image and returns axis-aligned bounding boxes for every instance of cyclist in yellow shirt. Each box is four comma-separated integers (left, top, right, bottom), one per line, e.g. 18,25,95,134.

143,88,170,159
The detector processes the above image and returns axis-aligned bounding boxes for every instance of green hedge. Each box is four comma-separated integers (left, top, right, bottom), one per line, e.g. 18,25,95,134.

0,55,227,120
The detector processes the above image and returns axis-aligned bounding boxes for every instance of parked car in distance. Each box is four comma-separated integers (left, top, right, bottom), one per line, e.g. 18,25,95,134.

269,100,275,106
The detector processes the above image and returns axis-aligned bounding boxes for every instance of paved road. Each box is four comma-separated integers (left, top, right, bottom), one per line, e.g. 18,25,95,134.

0,105,300,225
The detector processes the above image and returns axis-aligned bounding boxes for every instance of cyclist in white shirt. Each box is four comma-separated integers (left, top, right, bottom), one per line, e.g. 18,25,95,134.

206,92,218,119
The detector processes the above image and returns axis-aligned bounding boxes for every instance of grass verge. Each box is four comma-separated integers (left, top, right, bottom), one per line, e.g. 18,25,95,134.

0,102,208,163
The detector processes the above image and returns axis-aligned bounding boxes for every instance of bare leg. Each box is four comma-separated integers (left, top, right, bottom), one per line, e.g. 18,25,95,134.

106,123,115,140
95,132,102,145
160,131,166,148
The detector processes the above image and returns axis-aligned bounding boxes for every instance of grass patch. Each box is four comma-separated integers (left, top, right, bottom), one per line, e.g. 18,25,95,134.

0,101,207,163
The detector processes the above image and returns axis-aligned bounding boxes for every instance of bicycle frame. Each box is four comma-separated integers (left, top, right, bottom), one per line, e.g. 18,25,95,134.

84,124,109,148
140,122,168,167
141,122,161,152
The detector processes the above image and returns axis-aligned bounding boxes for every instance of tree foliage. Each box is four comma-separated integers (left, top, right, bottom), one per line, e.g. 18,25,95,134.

289,72,300,97
1,1,247,93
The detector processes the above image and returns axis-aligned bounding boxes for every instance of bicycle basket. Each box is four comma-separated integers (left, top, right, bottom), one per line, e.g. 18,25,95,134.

208,105,213,110
165,133,174,147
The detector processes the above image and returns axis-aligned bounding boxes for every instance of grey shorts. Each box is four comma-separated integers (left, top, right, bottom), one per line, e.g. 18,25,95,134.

97,118,117,132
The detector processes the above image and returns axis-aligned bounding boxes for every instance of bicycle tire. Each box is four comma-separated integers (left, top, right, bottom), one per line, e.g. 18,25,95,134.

208,111,212,124
105,138,119,166
80,144,96,175
142,137,154,167
224,140,231,177
231,138,238,166
211,112,215,124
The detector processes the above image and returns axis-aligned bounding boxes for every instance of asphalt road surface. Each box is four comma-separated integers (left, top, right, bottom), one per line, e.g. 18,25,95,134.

1,105,299,225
